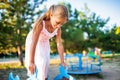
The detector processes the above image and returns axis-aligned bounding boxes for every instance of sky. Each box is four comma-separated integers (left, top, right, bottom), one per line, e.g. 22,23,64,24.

42,0,120,27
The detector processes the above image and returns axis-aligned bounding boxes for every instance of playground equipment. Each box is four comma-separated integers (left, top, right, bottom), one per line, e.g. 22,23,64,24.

65,53,102,75
54,64,76,80
8,65,75,80
8,68,50,80
8,72,20,80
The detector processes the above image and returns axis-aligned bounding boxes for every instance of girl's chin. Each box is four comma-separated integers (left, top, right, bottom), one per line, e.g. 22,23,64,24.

52,26,57,29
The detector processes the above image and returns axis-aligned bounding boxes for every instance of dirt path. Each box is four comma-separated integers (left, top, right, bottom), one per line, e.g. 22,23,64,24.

101,59,120,80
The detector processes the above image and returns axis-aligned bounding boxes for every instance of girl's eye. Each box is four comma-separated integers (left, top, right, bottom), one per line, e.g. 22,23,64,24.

56,21,60,24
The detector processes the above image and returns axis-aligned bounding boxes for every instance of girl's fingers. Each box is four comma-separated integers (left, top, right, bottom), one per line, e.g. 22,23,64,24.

29,63,36,74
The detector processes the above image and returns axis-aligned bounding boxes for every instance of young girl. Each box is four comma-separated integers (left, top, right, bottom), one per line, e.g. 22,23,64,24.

25,4,68,80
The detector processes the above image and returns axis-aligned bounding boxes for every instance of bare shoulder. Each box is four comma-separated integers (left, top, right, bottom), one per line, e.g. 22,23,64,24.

33,20,44,33
37,20,44,31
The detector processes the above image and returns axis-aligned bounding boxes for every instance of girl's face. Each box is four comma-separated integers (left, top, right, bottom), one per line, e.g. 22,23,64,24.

50,14,67,29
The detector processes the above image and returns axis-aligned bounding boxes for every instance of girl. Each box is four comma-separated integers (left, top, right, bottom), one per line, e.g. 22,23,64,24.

25,4,68,80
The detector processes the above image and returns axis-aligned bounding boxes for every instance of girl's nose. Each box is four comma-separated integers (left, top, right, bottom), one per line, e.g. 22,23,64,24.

56,24,62,28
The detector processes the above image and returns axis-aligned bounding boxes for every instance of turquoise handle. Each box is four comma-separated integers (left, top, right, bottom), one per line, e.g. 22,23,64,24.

8,72,20,80
54,64,76,80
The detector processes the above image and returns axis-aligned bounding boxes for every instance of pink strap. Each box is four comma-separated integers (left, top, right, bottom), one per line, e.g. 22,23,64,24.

42,20,45,29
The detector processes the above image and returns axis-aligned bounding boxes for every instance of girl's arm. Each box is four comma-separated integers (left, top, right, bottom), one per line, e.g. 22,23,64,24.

29,22,42,74
56,28,66,66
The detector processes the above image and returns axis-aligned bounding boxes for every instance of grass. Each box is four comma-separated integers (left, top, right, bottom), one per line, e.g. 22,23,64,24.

102,53,120,58
0,62,24,69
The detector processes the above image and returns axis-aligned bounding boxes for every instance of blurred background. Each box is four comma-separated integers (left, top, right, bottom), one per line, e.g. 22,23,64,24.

0,0,120,80
0,0,120,66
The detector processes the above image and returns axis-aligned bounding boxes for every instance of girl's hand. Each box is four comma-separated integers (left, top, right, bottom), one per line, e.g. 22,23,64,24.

28,63,36,74
61,62,66,66
61,62,67,69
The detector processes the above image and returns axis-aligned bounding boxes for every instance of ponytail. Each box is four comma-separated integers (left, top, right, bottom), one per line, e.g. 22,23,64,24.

33,5,55,32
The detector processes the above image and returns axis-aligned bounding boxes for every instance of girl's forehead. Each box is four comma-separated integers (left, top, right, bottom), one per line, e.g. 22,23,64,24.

55,16,67,22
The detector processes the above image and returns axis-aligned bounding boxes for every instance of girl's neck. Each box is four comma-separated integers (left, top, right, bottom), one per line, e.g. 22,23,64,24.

44,20,55,33
45,20,52,27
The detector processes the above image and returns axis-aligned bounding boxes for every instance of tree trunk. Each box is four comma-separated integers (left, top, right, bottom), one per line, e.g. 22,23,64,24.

17,45,24,66
17,27,24,66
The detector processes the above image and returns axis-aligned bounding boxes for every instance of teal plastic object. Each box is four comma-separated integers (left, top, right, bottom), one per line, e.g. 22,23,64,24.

54,64,76,80
8,72,20,80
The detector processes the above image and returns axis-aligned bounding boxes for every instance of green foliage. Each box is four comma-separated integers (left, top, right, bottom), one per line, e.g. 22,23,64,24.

101,25,120,52
50,3,119,53
60,3,119,53
0,1,119,55
0,0,46,54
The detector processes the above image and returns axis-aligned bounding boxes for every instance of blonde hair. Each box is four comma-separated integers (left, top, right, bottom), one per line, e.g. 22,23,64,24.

33,4,68,32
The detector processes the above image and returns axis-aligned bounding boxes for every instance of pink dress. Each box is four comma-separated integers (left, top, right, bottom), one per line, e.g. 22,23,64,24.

25,21,58,80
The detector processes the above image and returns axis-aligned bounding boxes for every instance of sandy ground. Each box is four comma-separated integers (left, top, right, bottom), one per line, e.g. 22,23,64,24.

49,61,120,80
49,58,120,80
0,57,120,80
100,59,120,80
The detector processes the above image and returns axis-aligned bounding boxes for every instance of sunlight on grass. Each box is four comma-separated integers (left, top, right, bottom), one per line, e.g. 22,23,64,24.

102,53,120,58
0,62,25,69
50,59,61,65
0,54,119,69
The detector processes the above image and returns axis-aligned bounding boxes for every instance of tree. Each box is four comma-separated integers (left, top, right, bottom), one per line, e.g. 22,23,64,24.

76,4,110,49
102,25,120,52
62,3,111,53
0,0,46,66
61,3,84,53
50,3,110,53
